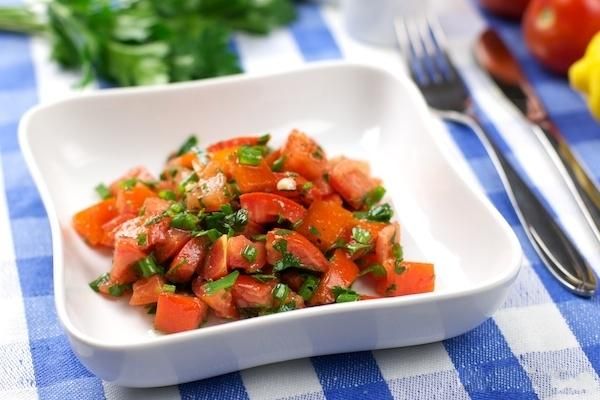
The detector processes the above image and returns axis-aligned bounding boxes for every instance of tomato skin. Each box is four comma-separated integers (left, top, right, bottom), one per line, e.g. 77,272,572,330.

281,130,328,180
192,277,239,319
297,199,355,251
523,0,600,74
130,275,165,306
73,198,119,247
154,293,207,333
375,261,435,297
110,239,146,284
206,136,261,153
266,230,329,273
479,0,530,19
240,193,307,225
227,235,266,273
329,157,379,209
202,235,229,280
375,223,400,264
231,275,276,309
310,249,359,305
154,228,192,263
116,183,157,215
167,238,208,283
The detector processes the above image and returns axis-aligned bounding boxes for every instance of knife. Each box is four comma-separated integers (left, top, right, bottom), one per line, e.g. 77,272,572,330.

474,28,598,295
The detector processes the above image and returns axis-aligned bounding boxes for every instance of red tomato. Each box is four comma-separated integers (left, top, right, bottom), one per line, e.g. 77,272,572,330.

167,238,208,283
116,183,157,215
113,216,148,250
109,166,156,195
231,162,278,193
202,235,229,280
227,235,266,273
297,199,355,251
310,249,359,305
523,0,600,74
143,197,170,216
186,173,230,212
375,261,435,297
130,275,165,306
240,193,307,225
154,293,207,333
192,277,239,319
100,213,136,248
375,223,400,264
281,130,328,180
110,239,146,284
266,230,329,273
154,228,192,263
73,198,119,247
280,270,305,292
231,275,276,309
206,136,262,152
479,0,530,19
329,157,379,209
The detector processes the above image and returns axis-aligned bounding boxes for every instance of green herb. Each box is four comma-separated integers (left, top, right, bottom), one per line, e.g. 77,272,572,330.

238,145,264,166
136,233,148,247
194,228,222,242
202,271,239,295
346,226,373,256
167,202,185,216
204,207,248,235
272,239,302,272
274,302,296,313
89,273,109,292
302,182,314,192
220,204,234,215
257,134,271,145
252,234,267,242
120,178,138,190
251,274,277,282
272,283,290,301
162,284,176,293
108,283,131,297
0,1,296,87
158,190,177,201
363,186,386,208
309,226,319,236
146,304,157,314
298,275,320,301
95,183,111,199
137,255,163,277
392,243,405,273
326,238,348,253
366,203,393,222
178,172,199,192
271,156,285,172
242,245,257,263
359,264,386,277
332,286,360,303
171,212,200,231
176,135,198,156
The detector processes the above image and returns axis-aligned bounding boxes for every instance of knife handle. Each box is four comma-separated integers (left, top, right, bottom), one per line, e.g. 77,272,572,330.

531,122,600,244
438,110,597,297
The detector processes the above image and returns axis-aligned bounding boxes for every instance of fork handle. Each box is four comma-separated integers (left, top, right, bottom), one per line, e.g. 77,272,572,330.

437,110,597,297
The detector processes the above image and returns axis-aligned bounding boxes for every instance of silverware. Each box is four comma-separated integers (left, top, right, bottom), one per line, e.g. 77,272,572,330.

475,28,600,245
394,16,597,297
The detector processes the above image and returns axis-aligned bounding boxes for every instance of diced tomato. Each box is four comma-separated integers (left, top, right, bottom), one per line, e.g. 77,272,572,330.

208,148,238,178
130,275,166,306
154,228,192,263
154,293,207,333
279,270,305,292
232,162,278,193
192,277,239,319
242,219,263,237
100,212,136,247
113,216,148,249
186,173,230,212
240,193,306,225
375,260,435,297
375,223,400,264
167,238,208,283
266,230,329,273
109,166,156,195
147,218,170,247
281,130,328,180
354,220,388,243
310,249,359,305
329,157,379,209
274,288,305,309
297,200,355,251
231,275,276,309
140,192,172,247
227,235,266,273
116,183,157,215
202,235,228,280
143,197,170,216
264,148,282,167
167,151,198,169
110,239,146,284
207,136,261,152
73,198,119,247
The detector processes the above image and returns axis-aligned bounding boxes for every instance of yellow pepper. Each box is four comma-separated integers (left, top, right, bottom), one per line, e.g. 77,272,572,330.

569,32,600,120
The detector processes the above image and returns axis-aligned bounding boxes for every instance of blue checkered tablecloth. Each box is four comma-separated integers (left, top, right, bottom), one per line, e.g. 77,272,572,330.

2,1,600,399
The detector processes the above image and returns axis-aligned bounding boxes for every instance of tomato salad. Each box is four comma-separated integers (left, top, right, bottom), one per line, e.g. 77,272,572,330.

73,130,435,334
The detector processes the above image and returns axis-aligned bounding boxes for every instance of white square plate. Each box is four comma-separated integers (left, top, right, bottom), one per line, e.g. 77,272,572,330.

19,62,521,387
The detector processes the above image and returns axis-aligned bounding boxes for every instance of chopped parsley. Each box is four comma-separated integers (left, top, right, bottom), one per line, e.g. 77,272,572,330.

271,156,285,172
202,271,239,295
203,207,248,236
332,286,360,303
272,283,290,301
257,133,271,145
308,226,319,236
89,273,110,292
162,284,176,293
158,190,177,200
392,243,405,273
120,177,138,190
95,183,111,199
363,186,386,208
346,226,373,256
242,244,257,263
136,232,148,247
298,274,320,301
302,182,314,192
194,229,222,242
238,145,264,166
108,283,131,297
137,255,163,277
171,212,200,231
272,239,302,272
359,264,386,277
176,135,198,156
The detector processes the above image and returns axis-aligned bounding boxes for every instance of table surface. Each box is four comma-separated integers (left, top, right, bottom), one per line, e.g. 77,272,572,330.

1,1,600,399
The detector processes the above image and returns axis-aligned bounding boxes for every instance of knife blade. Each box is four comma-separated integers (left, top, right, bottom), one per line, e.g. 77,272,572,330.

475,29,600,248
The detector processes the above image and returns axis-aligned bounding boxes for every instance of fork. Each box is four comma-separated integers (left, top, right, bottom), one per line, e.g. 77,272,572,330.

394,16,596,297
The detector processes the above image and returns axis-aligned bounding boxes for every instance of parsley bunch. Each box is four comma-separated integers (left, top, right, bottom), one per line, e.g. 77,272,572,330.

0,0,296,87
